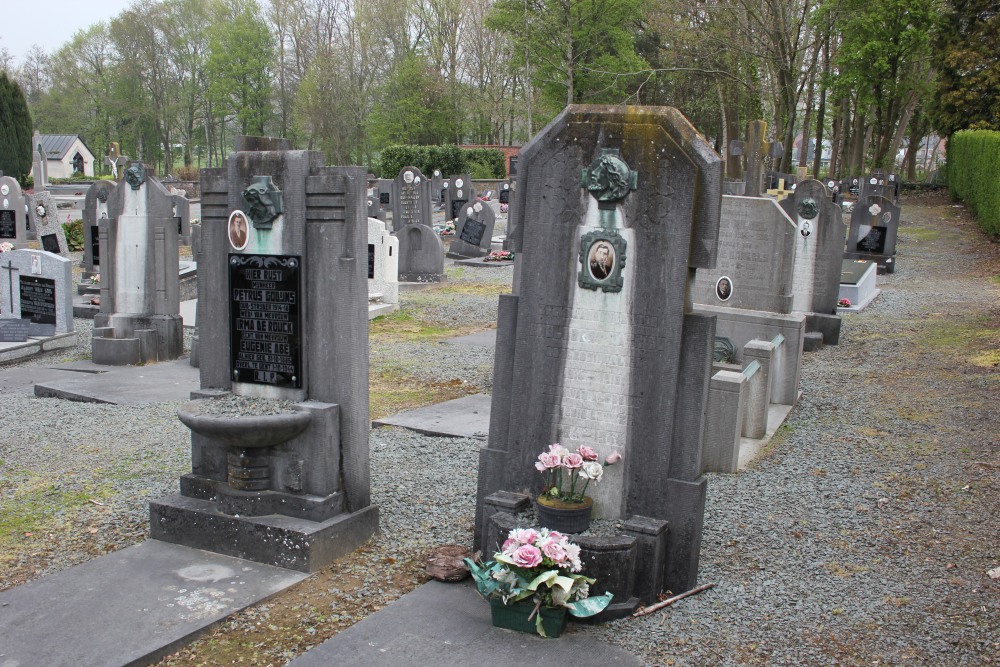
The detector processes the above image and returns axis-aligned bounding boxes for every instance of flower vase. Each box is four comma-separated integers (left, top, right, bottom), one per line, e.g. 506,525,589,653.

489,598,567,638
535,494,593,534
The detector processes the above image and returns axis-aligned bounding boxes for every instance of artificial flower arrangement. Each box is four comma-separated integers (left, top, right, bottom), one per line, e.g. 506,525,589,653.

465,527,614,637
838,297,852,307
0,242,13,253
537,444,621,503
484,250,514,262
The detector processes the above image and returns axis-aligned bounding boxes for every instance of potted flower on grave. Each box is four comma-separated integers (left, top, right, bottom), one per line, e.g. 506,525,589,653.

465,528,614,637
534,444,621,533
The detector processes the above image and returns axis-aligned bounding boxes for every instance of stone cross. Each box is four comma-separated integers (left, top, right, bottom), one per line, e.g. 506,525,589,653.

2,259,19,313
765,178,795,201
744,120,782,197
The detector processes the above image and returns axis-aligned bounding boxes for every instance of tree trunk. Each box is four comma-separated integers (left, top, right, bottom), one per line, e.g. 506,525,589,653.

799,67,816,168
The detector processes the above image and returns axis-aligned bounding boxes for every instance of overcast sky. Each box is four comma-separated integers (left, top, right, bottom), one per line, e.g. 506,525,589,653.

2,0,136,61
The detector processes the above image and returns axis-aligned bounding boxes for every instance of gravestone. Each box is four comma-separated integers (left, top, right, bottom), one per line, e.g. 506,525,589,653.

446,200,496,259
366,194,385,222
171,191,192,245
392,166,444,282
0,249,74,335
82,181,116,279
27,192,69,257
368,218,399,311
781,180,848,344
841,176,862,198
431,170,443,204
378,179,393,218
0,176,28,249
692,196,797,313
844,194,899,273
150,136,377,572
743,120,782,197
691,195,806,407
498,182,511,205
31,132,47,192
445,174,474,222
476,105,722,602
92,162,183,365
859,170,900,205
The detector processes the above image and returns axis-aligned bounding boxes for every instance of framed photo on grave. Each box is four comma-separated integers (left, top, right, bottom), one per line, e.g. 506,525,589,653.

228,210,250,250
229,254,302,388
715,276,733,301
577,230,627,293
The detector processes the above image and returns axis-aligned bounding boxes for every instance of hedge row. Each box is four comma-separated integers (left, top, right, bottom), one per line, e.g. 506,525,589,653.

377,145,506,180
947,131,1000,236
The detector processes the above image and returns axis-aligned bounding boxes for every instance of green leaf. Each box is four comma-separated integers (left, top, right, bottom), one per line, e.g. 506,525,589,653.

565,592,614,618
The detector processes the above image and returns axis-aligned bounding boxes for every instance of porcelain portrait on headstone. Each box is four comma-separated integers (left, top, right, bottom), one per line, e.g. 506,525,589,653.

589,241,615,280
578,230,627,293
0,185,8,196
716,276,733,301
228,210,250,250
799,220,812,237
403,170,414,184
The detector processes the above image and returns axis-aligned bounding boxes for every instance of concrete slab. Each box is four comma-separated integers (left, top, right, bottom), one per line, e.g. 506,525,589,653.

33,358,199,404
0,540,306,667
737,401,797,470
0,331,77,364
369,302,399,319
287,580,642,667
440,329,497,348
453,256,515,268
372,393,491,438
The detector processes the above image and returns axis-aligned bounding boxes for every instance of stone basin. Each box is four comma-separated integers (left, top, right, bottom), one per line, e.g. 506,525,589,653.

177,400,312,449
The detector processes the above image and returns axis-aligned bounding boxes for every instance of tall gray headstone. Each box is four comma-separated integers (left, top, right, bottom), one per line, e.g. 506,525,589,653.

445,174,474,222
447,200,496,259
150,136,377,572
0,248,74,335
782,179,848,344
27,192,69,257
392,166,444,282
844,194,900,274
476,105,722,597
0,177,28,249
171,191,192,245
82,181,116,279
691,196,797,313
92,162,183,365
32,132,47,192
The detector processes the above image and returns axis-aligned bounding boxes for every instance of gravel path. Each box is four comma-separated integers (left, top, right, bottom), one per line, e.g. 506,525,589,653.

1,194,997,666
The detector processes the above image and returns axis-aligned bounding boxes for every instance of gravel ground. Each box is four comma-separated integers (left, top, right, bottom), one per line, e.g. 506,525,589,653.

1,195,997,666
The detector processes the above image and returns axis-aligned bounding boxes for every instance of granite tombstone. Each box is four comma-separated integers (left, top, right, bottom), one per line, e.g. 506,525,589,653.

27,192,69,257
0,248,74,335
82,181,116,280
476,105,722,607
844,194,899,273
445,174,474,222
150,136,378,572
446,200,496,259
0,177,28,249
392,166,444,282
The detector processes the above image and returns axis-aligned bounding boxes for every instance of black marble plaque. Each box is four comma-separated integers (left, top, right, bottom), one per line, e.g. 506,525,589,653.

0,318,30,342
379,192,390,205
459,218,487,247
0,210,15,239
19,276,56,325
498,189,510,204
367,243,375,279
91,225,100,266
229,254,302,388
451,199,467,222
41,234,60,254
858,227,887,254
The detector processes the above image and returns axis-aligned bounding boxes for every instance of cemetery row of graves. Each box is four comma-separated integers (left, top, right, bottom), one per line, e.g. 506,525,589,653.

1,108,995,666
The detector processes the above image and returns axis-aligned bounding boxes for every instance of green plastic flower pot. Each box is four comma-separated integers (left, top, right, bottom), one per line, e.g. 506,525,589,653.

489,598,567,638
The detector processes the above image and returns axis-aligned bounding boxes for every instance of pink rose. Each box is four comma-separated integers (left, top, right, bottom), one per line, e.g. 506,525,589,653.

537,452,561,469
605,450,622,465
578,445,599,461
540,538,567,563
548,443,569,458
563,453,584,469
511,544,543,568
509,528,538,545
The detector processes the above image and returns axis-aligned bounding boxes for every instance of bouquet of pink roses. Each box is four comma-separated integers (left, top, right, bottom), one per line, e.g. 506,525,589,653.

465,526,613,636
535,443,622,504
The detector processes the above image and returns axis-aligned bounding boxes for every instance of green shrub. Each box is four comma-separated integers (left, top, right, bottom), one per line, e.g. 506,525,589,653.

464,148,506,178
376,145,505,179
947,131,1000,236
62,219,84,251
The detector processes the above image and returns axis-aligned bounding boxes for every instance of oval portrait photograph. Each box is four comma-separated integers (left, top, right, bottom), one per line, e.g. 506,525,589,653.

588,240,615,281
228,210,250,250
716,276,733,301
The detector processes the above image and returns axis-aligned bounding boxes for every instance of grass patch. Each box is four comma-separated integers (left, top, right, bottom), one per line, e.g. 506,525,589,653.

434,281,509,296
903,226,942,242
0,479,95,547
919,316,1000,365
369,371,473,419
369,309,462,342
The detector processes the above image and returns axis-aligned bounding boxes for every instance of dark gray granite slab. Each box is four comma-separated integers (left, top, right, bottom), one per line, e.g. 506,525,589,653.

287,580,643,667
31,358,199,404
372,393,491,438
0,540,305,667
